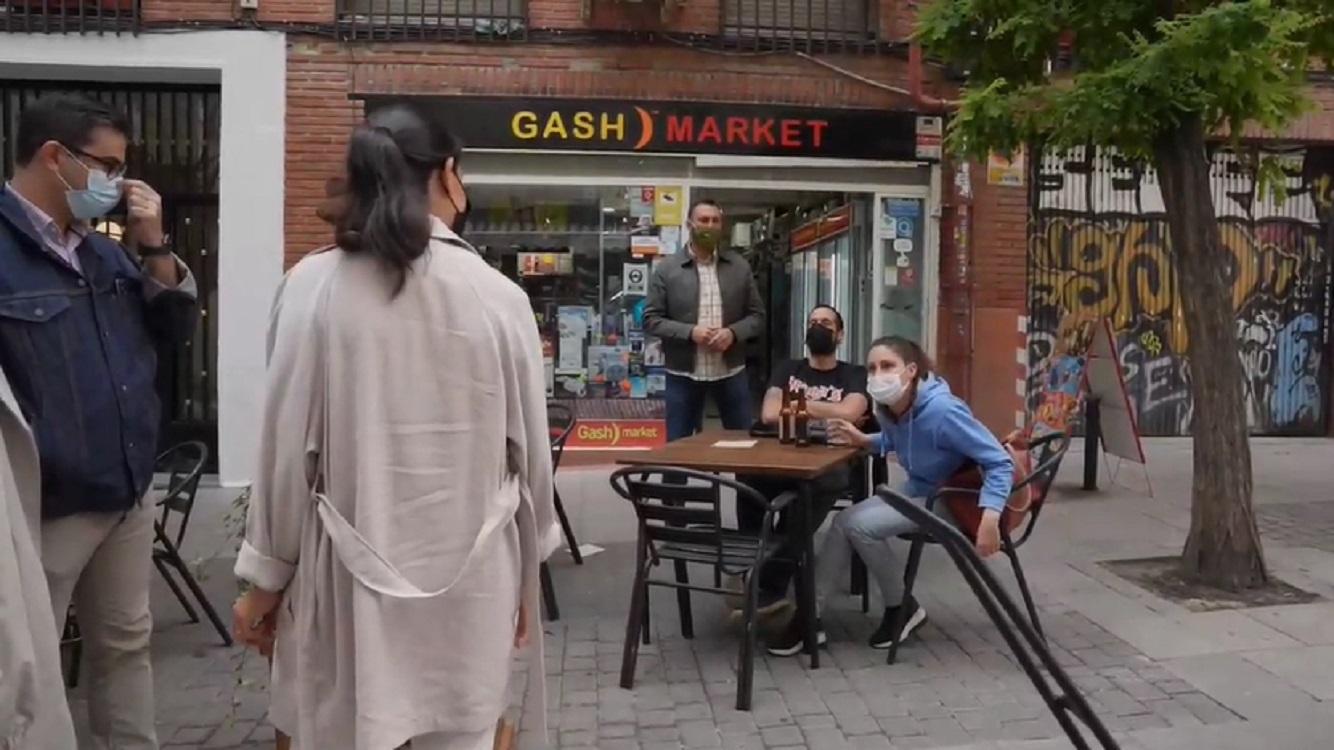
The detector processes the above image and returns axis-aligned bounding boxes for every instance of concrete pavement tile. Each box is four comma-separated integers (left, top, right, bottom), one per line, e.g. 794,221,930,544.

1242,645,1334,700
1160,652,1324,722
1247,602,1334,645
760,725,805,746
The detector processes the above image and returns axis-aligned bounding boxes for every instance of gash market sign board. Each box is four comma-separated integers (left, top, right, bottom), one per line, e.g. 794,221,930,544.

565,419,666,450
361,95,929,161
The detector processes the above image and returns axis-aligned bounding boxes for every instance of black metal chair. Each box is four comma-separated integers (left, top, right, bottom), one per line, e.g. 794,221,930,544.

833,453,876,612
152,441,233,646
876,486,1119,750
547,402,582,564
60,608,81,688
886,431,1071,664
610,466,796,712
539,402,583,623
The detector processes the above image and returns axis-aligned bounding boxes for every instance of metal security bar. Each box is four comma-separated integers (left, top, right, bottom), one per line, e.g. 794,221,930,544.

336,0,526,40
722,0,877,53
1,0,140,34
0,82,221,469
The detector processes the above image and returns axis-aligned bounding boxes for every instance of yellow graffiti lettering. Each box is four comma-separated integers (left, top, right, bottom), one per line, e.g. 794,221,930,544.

1034,217,1323,354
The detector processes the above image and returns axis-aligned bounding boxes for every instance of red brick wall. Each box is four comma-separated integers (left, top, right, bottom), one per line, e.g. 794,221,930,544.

141,0,920,37
965,171,1028,433
283,39,950,265
141,0,234,23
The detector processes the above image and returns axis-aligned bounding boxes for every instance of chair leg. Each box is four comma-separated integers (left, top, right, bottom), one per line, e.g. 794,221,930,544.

540,562,560,622
155,556,200,623
553,486,583,565
674,559,694,639
620,563,650,690
1006,545,1045,640
167,555,234,647
735,570,761,711
641,584,652,645
887,538,926,665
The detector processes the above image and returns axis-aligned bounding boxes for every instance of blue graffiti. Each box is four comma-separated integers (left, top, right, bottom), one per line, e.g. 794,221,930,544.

1270,313,1323,427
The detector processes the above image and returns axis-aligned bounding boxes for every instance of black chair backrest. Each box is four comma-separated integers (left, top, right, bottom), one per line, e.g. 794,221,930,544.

547,401,576,471
1024,431,1071,508
155,441,209,549
610,466,771,577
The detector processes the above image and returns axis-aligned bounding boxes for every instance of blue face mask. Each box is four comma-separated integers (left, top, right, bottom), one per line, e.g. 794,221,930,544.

59,147,123,220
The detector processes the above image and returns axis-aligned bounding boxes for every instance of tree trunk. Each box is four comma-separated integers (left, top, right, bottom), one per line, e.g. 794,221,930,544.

1152,115,1268,590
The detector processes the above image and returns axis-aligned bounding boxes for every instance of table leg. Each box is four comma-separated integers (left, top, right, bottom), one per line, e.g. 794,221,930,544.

799,480,820,669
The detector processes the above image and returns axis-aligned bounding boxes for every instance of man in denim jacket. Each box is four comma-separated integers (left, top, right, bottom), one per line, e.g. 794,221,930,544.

0,93,198,749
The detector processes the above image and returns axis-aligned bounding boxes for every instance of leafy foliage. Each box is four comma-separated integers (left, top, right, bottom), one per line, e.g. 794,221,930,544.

917,1,1333,161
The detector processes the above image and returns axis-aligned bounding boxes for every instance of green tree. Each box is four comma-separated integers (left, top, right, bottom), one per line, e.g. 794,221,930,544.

917,1,1332,590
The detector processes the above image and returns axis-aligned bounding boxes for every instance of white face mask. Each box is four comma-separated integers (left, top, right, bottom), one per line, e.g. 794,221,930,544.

867,373,906,406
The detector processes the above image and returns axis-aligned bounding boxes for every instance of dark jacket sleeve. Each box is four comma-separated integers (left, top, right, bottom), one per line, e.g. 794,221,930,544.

727,258,766,343
643,261,694,341
145,289,200,346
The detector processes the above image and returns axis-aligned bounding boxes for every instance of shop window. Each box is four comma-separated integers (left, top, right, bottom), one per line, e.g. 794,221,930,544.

336,0,526,37
470,184,684,428
722,0,876,51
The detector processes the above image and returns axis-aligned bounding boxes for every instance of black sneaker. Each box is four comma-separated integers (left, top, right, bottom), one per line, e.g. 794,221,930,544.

766,616,828,657
726,588,795,625
869,597,927,649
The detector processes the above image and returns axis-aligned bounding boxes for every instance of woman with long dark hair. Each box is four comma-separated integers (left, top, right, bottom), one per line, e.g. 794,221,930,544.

767,336,1014,657
230,104,559,750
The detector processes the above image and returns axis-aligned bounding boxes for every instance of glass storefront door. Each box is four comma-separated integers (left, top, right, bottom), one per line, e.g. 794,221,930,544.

875,196,927,344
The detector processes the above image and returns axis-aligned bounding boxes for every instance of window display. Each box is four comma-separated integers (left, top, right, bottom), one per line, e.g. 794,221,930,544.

469,184,684,419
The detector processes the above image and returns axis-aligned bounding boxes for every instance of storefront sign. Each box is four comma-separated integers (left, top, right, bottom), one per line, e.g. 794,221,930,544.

623,263,649,295
362,95,929,161
987,149,1026,186
653,186,683,225
566,419,667,450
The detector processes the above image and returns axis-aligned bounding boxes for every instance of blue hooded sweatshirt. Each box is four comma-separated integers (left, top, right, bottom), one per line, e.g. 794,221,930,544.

871,375,1015,512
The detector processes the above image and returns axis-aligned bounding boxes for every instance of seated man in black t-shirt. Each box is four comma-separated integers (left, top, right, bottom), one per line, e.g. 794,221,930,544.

734,304,869,623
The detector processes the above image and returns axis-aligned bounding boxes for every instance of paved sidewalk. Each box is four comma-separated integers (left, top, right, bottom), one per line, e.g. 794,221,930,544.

70,437,1334,749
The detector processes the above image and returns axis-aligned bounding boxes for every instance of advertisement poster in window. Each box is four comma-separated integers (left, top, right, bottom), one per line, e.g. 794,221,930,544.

653,186,683,226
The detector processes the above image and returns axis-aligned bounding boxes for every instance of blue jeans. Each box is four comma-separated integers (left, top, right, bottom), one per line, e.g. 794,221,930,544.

664,371,753,441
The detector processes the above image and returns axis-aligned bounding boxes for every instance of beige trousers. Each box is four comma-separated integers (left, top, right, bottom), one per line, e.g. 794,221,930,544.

42,501,157,750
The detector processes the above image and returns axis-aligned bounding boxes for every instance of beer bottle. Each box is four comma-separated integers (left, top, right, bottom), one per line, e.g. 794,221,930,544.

779,387,794,444
795,390,810,447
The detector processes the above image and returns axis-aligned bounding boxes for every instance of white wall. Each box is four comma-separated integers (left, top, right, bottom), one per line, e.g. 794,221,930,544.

0,31,287,487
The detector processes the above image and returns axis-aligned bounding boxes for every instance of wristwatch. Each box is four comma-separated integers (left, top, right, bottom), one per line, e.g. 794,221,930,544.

138,235,174,259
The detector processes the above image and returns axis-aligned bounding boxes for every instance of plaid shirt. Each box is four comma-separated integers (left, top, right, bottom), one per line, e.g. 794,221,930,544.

685,247,744,382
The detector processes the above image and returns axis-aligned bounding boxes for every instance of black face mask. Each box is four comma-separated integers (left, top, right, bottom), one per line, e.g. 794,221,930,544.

806,325,837,356
449,167,470,235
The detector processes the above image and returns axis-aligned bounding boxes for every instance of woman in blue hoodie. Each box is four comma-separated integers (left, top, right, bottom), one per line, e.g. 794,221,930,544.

768,336,1013,656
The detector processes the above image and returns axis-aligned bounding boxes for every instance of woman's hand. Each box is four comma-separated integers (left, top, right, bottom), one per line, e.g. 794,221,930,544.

233,587,283,654
514,602,530,649
976,509,1003,558
826,418,873,450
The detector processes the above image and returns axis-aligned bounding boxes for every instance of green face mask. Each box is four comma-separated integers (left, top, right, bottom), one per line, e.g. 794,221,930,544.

691,226,722,252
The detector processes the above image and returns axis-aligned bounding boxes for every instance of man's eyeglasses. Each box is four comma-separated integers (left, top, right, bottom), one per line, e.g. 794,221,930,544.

61,144,127,179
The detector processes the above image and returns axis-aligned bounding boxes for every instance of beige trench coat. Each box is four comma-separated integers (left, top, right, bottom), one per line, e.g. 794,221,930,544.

235,219,560,750
0,367,77,749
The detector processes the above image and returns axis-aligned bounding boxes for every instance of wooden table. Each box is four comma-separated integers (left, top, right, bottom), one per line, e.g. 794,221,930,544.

619,430,860,667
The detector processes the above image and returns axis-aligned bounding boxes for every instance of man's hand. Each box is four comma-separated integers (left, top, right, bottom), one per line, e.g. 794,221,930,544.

976,509,1003,558
690,326,714,345
705,327,735,352
122,180,164,249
